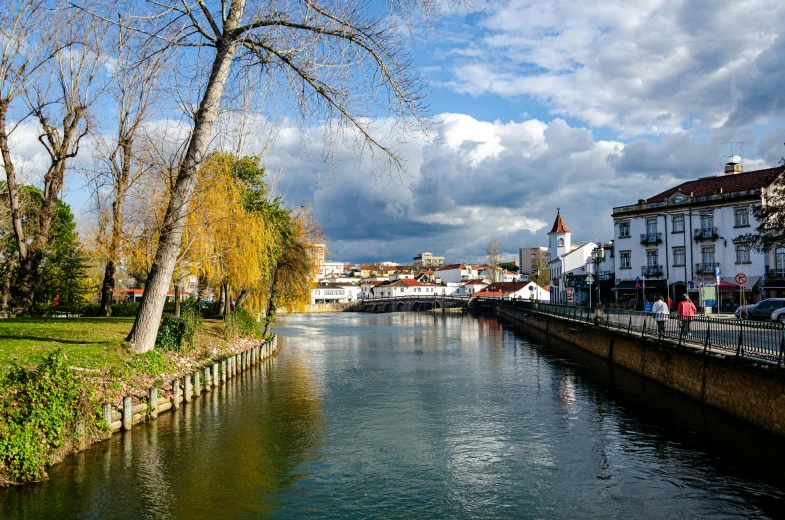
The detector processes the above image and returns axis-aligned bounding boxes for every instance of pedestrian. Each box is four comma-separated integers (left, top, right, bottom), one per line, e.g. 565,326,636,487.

651,295,669,338
667,297,673,311
677,294,697,336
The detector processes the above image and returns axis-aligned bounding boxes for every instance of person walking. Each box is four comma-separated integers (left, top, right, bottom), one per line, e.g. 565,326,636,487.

651,296,669,338
677,294,697,336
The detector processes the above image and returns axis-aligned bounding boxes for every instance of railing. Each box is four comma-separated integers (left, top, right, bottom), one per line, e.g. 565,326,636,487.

694,227,719,240
492,300,785,364
766,268,785,280
641,265,663,277
695,262,719,275
640,232,662,244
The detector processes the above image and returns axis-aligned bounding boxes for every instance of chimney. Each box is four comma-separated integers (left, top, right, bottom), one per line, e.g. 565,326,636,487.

724,155,743,175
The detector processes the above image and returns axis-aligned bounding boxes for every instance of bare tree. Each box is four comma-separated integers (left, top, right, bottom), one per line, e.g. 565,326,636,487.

88,27,169,316
532,249,550,287
1,4,103,313
82,0,437,352
486,238,502,283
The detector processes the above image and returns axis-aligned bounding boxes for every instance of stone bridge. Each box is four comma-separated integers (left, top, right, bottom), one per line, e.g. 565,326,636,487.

358,295,472,313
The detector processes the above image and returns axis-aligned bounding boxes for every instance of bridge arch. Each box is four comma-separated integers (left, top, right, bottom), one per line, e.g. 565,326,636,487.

396,302,405,312
413,301,421,311
384,303,393,313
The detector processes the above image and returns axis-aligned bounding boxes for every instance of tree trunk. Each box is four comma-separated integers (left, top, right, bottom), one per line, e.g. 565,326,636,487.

0,255,17,315
222,283,231,319
235,288,249,309
125,32,242,353
174,284,181,317
100,259,116,316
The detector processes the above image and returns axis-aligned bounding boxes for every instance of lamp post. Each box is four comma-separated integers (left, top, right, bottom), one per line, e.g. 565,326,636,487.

590,245,606,308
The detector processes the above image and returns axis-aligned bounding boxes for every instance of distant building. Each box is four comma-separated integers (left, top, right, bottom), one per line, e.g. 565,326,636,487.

412,252,445,270
311,282,361,304
518,247,550,280
473,281,549,301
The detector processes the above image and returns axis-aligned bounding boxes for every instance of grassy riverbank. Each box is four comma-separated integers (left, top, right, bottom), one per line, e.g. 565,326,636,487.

0,314,265,486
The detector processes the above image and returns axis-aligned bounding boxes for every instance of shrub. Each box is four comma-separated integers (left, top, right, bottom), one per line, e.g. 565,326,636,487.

0,350,98,484
78,303,102,317
111,301,140,317
224,306,261,339
155,314,187,352
180,299,203,347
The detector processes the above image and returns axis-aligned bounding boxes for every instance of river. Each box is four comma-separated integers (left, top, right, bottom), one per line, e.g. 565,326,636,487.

3,312,785,519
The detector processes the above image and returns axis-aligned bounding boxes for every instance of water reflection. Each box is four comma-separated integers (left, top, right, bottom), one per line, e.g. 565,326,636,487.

2,312,785,519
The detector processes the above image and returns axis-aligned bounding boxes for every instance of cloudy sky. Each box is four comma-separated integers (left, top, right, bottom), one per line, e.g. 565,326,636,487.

20,0,785,264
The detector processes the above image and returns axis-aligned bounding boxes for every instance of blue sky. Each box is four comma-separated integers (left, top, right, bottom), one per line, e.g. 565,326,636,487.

11,0,785,265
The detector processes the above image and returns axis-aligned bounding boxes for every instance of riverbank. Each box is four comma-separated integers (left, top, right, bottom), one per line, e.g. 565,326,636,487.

493,303,785,437
0,317,274,486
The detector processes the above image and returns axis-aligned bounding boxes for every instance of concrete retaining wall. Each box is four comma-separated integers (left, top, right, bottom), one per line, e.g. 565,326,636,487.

495,305,785,436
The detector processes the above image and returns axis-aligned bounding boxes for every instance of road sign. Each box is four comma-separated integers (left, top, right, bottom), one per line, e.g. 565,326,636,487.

689,281,694,289
735,273,748,285
636,276,641,283
715,266,721,277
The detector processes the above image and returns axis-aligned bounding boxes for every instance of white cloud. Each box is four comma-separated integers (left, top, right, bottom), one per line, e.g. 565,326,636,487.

441,0,785,135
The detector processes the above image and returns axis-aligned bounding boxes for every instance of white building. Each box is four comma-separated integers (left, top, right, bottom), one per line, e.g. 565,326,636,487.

547,210,611,305
318,261,346,279
611,160,784,308
310,282,361,304
474,281,550,301
370,278,449,298
412,252,445,270
435,264,482,283
455,279,489,297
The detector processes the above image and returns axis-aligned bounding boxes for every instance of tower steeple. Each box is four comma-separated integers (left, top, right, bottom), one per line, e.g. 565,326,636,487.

548,208,571,259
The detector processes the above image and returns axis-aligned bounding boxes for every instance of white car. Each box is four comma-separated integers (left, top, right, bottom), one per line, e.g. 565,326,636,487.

772,306,785,323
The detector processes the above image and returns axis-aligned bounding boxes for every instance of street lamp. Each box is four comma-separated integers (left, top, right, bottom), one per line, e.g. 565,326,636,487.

590,245,606,307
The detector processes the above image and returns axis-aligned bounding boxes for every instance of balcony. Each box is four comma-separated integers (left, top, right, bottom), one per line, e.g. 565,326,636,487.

641,265,663,277
640,232,662,245
766,268,785,281
551,278,560,287
695,262,719,275
694,227,719,241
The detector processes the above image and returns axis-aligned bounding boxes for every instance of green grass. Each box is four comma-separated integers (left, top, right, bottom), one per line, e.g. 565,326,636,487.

0,318,134,372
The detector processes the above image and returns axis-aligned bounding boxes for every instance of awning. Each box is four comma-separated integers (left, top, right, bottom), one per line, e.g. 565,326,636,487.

723,276,761,289
612,281,638,291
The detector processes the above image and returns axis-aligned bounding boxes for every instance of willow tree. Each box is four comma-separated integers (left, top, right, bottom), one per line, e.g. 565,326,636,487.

83,0,435,352
180,153,276,313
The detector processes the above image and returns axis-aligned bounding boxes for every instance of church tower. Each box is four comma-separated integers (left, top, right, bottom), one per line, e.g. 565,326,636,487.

548,208,571,259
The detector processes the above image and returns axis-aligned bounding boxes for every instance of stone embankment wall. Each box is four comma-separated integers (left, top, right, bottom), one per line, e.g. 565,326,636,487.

495,306,785,437
279,302,360,314
102,336,278,433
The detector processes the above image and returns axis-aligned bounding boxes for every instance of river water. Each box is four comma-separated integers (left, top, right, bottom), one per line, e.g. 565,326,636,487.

3,312,785,519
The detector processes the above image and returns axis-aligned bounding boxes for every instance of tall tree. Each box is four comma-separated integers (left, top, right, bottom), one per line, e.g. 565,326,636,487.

742,156,785,253
486,238,502,282
1,4,102,313
83,0,435,352
89,26,169,316
532,249,550,287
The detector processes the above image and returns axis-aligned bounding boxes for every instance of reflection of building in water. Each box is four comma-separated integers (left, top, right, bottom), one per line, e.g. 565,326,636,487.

557,370,578,422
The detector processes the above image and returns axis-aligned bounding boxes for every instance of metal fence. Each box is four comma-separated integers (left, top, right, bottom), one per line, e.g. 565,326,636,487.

495,299,785,364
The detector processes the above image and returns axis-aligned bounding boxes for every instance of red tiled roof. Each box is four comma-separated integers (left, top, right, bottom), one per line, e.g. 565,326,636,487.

473,290,502,297
436,263,466,271
646,167,783,203
484,282,531,292
548,210,571,234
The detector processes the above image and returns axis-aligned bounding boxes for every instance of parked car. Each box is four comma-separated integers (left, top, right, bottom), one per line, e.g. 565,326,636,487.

771,306,785,323
735,298,785,320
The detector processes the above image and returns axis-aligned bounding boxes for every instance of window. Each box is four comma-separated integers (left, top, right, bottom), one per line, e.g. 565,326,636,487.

702,246,715,266
673,247,686,266
558,237,564,247
618,221,630,238
672,215,685,233
700,214,713,232
620,251,631,269
776,247,785,273
646,218,657,235
646,250,658,266
734,207,749,227
736,244,751,264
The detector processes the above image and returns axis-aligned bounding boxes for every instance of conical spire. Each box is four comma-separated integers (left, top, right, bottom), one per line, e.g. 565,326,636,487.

548,208,571,234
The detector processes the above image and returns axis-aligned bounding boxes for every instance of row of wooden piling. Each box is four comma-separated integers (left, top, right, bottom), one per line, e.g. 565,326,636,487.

102,335,278,432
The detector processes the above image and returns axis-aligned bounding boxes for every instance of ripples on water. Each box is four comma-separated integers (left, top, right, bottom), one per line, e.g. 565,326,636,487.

2,312,785,519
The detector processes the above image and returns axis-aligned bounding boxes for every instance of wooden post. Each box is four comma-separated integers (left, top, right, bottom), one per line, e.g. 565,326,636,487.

221,360,227,383
212,363,219,387
193,370,201,396
102,403,112,427
172,379,180,409
204,366,211,389
122,396,133,431
184,374,192,403
149,388,158,419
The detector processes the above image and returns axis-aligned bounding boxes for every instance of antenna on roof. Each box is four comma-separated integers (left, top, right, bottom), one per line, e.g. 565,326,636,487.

721,141,744,175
